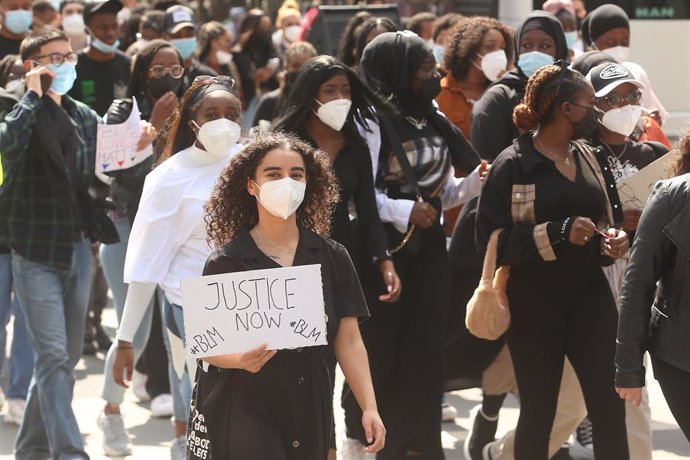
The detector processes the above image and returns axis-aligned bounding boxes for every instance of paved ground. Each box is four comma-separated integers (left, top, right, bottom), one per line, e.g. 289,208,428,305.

1,308,689,459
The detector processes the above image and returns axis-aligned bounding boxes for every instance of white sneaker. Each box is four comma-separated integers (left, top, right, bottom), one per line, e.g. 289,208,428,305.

132,370,150,402
4,398,25,425
170,435,186,460
97,409,132,456
570,417,594,459
442,401,458,422
341,437,365,460
151,393,174,418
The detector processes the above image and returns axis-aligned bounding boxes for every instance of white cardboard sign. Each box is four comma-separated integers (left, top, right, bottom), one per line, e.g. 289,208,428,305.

617,154,671,211
96,98,153,173
181,264,327,358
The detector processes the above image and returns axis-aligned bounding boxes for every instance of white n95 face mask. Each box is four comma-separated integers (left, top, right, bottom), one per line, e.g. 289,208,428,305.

194,118,241,157
62,14,85,36
478,49,508,82
600,105,643,137
253,177,306,220
603,46,630,64
314,98,352,131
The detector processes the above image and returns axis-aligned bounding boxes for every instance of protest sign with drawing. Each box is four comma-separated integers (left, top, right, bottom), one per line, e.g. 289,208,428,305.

96,97,153,174
617,154,671,211
181,264,327,358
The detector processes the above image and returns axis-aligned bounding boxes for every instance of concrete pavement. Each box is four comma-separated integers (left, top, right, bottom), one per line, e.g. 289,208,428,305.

1,308,689,459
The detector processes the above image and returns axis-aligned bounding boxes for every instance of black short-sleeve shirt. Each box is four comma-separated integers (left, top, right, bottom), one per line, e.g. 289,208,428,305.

198,226,369,459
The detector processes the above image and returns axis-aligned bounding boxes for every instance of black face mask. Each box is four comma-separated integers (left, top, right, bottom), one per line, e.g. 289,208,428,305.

148,75,182,100
418,76,441,101
571,104,599,140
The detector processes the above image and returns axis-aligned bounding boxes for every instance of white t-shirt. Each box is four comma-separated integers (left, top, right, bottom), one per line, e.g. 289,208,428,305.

124,144,242,306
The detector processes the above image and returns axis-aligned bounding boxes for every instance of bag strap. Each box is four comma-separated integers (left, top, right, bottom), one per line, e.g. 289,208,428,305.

481,229,503,282
377,113,421,198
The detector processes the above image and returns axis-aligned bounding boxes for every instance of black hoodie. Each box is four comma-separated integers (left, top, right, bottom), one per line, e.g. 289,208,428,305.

470,11,567,161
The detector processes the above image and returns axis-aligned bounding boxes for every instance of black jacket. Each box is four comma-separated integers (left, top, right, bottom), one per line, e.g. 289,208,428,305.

615,173,690,387
470,70,526,162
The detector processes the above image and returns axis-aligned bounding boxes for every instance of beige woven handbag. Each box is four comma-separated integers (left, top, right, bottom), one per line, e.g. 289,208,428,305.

465,229,511,340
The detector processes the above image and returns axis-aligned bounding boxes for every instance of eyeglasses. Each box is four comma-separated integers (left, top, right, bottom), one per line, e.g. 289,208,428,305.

596,90,642,108
149,64,185,79
193,74,235,88
32,52,78,67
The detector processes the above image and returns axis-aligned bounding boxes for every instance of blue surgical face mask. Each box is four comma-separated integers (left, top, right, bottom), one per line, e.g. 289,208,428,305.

4,9,33,35
47,63,77,95
565,31,578,49
517,51,554,77
432,44,445,65
90,36,120,54
172,37,197,60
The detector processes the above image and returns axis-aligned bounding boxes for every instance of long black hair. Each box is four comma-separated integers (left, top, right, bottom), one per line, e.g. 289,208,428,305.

336,11,372,67
272,55,387,134
353,17,398,64
128,39,184,104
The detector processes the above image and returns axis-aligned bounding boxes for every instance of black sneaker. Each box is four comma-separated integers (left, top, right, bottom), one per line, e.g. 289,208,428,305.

464,404,498,460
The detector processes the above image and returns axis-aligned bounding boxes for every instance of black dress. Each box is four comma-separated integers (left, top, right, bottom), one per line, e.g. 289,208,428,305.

196,227,369,460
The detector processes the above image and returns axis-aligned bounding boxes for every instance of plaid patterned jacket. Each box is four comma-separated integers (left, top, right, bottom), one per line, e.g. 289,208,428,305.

0,90,100,269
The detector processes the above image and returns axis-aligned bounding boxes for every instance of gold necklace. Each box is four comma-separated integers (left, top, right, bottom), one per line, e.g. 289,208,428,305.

253,227,297,254
536,136,573,168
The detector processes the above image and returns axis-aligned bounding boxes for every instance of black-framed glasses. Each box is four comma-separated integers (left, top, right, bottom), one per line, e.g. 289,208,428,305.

596,90,642,108
149,64,185,79
33,52,78,67
193,74,235,88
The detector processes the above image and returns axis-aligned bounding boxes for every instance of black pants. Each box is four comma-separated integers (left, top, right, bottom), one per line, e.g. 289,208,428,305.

343,225,448,459
507,265,628,460
652,356,690,442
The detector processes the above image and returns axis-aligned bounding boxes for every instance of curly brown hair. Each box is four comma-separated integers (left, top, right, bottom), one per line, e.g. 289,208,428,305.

512,64,588,132
205,132,339,247
444,16,513,79
669,122,690,177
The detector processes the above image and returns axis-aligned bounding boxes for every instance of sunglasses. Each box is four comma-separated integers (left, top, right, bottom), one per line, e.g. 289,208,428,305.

193,74,235,88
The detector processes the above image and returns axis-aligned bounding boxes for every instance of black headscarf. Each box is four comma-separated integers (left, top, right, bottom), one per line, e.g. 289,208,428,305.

490,11,568,96
360,31,480,173
586,4,629,46
514,10,568,68
359,31,433,116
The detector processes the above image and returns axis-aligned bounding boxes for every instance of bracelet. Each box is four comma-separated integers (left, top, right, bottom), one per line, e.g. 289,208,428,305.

560,217,572,242
117,344,133,350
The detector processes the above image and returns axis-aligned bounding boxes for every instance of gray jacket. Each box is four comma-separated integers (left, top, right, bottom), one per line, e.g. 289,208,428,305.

615,173,690,387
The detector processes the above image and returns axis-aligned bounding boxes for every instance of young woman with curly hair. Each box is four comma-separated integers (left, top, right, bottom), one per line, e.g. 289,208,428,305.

476,63,630,459
616,123,690,442
111,76,243,457
437,16,512,139
199,132,386,459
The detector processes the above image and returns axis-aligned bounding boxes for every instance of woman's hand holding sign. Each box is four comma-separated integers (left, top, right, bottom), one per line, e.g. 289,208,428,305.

204,344,277,373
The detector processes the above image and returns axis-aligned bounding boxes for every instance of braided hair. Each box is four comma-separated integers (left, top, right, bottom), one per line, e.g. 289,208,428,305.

512,63,588,132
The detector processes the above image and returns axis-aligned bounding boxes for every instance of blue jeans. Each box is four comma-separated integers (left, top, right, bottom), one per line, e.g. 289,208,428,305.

12,240,91,460
99,217,156,405
161,294,191,423
0,253,34,400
